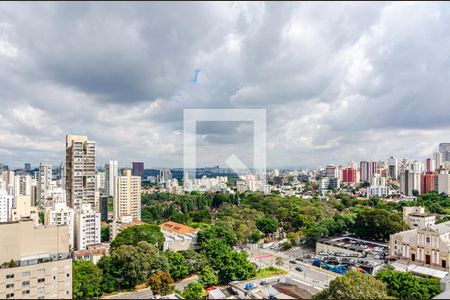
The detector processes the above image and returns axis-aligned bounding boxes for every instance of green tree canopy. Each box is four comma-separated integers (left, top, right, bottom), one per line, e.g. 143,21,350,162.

202,239,256,283
376,268,441,299
112,244,151,288
315,270,389,299
73,260,103,299
110,224,164,251
97,256,120,293
166,251,190,280
183,282,205,300
197,225,237,246
352,208,406,241
147,271,175,296
256,217,278,236
198,265,218,287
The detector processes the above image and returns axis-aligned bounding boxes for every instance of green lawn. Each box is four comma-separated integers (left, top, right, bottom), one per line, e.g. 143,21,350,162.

255,266,288,279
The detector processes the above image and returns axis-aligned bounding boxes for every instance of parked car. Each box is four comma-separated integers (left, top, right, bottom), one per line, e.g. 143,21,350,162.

289,260,297,264
295,267,303,272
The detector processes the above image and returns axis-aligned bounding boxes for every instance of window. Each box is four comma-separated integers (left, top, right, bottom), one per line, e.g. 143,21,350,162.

38,287,45,294
22,271,30,277
6,293,14,299
53,275,57,280
6,283,14,289
38,278,45,283
66,273,70,277
22,281,30,286
22,290,30,295
426,237,431,243
6,274,14,279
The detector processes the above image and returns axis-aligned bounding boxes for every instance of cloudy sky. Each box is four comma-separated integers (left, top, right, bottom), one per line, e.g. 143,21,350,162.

1,2,450,169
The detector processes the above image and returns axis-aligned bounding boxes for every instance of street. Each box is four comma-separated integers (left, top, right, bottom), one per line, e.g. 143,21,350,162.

101,275,198,299
247,245,339,290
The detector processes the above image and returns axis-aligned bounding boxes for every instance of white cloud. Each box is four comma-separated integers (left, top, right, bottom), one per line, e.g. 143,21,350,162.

0,2,450,168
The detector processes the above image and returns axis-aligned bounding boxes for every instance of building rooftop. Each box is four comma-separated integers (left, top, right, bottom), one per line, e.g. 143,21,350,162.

410,213,433,217
159,221,199,235
433,222,450,235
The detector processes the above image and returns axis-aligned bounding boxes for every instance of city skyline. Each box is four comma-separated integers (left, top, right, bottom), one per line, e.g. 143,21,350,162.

1,2,450,168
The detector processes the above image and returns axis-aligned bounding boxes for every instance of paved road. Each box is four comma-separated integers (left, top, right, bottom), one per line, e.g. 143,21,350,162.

101,276,198,299
248,246,339,290
102,288,154,299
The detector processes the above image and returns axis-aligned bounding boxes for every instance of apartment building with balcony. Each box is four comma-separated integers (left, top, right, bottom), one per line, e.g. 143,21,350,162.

0,220,72,299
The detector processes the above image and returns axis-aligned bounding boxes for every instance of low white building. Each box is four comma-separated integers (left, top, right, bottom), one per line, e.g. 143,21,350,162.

403,206,435,229
74,204,101,250
367,185,391,198
159,221,199,252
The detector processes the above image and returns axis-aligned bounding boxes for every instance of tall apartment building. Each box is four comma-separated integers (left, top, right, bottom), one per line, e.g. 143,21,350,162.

342,167,356,183
74,204,101,250
0,220,72,299
434,152,444,171
370,174,386,186
95,171,106,195
421,172,437,194
14,174,32,198
65,135,96,210
105,160,118,198
438,173,450,195
388,156,398,180
325,165,337,178
38,163,52,208
0,188,13,222
132,162,144,178
159,169,172,184
2,170,15,196
360,161,377,182
45,202,75,249
113,169,141,222
439,143,450,163
400,169,421,196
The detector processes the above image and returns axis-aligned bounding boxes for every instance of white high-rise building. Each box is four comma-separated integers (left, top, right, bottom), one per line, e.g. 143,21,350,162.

45,202,75,248
411,160,424,174
105,160,118,197
438,173,450,195
38,163,52,208
159,169,172,183
439,143,450,163
387,156,398,180
370,174,386,187
0,180,13,222
74,204,101,250
434,152,444,170
14,174,32,198
2,170,15,195
65,135,96,210
114,169,141,222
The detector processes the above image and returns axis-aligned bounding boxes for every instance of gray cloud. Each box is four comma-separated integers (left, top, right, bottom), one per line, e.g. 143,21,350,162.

0,2,450,169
